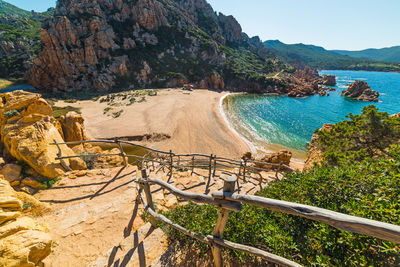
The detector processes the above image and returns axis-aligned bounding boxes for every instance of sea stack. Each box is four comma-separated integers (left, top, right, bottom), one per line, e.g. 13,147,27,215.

342,81,379,102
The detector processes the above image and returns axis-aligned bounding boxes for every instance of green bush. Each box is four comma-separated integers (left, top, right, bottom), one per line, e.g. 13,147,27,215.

4,109,20,118
156,106,400,266
79,152,97,169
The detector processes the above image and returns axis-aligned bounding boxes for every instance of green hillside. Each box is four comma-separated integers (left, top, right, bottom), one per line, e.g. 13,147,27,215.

0,0,31,17
264,40,400,72
0,0,54,78
334,46,400,63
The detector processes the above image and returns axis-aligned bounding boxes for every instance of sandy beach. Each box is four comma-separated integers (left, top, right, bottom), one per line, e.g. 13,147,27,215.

55,88,305,168
56,89,250,158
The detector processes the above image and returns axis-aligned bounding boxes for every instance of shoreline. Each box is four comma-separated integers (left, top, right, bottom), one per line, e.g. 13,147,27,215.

219,93,257,155
219,93,307,163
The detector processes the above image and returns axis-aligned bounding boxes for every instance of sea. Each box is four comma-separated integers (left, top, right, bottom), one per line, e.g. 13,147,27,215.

223,70,400,158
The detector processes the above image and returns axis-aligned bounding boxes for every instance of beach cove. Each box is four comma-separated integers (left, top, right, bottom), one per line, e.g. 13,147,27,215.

222,70,400,157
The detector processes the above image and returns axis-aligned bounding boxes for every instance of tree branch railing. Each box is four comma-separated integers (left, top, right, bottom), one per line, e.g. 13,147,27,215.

135,169,400,267
50,139,295,184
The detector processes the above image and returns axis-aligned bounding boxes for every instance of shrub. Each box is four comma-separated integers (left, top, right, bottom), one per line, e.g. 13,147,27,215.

79,152,97,169
156,106,400,266
4,109,20,118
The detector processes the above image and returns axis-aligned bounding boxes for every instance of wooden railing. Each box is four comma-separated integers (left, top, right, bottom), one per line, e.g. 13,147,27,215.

51,138,295,184
50,140,400,266
135,169,400,267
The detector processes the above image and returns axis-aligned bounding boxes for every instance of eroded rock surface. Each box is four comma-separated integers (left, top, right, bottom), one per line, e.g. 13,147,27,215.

0,176,52,267
342,81,379,102
0,91,86,179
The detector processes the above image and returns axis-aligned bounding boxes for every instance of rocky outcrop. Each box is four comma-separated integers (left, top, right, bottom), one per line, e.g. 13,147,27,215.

254,150,292,170
304,124,333,171
28,0,285,93
0,91,86,179
322,75,336,86
287,67,327,97
342,81,379,102
58,111,89,144
0,176,52,266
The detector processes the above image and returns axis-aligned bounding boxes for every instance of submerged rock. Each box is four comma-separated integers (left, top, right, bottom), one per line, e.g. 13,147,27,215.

342,81,379,102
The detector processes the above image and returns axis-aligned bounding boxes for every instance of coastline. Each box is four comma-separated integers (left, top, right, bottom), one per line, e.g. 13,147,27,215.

220,93,307,163
219,93,257,154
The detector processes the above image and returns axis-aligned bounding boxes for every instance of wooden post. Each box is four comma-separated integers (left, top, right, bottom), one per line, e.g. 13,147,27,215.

212,155,217,178
191,156,195,175
177,156,181,168
169,150,173,180
141,169,157,228
243,159,247,182
53,139,72,171
211,176,236,267
208,154,213,180
115,138,127,167
239,160,243,179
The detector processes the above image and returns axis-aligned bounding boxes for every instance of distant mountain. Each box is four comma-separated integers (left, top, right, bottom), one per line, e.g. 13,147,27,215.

264,40,400,72
0,0,54,78
333,46,400,63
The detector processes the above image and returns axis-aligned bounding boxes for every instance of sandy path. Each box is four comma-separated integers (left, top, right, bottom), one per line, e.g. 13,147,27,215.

56,89,250,159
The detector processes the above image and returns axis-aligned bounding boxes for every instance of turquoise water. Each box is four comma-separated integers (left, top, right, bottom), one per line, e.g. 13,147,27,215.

225,70,400,153
0,84,35,93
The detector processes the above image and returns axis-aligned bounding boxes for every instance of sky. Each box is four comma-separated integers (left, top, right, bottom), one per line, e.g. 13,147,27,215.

6,0,400,51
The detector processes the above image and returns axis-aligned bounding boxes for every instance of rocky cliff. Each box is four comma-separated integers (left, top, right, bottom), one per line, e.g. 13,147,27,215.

28,0,293,93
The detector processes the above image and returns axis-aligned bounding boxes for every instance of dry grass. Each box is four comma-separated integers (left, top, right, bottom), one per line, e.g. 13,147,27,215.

0,78,14,89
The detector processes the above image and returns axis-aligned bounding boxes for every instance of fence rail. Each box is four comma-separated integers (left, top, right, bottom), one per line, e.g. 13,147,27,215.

135,169,400,267
51,138,295,185
50,140,400,266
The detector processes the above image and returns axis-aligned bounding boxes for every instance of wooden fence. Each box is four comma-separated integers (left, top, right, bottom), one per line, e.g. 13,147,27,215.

50,140,400,266
136,169,400,267
51,138,295,185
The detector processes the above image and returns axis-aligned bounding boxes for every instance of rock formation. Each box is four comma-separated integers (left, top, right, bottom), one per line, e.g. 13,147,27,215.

322,75,336,86
0,176,52,266
58,111,89,144
287,67,327,97
0,91,86,179
28,0,293,93
304,124,333,171
342,81,379,102
254,150,292,170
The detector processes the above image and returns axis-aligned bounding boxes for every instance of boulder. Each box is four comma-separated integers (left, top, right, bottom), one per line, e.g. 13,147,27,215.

342,81,379,102
322,75,336,86
0,91,86,179
0,164,22,184
254,150,292,170
58,111,89,144
0,177,51,266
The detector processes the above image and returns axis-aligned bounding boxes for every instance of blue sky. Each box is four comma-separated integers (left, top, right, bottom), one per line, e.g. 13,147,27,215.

6,0,400,50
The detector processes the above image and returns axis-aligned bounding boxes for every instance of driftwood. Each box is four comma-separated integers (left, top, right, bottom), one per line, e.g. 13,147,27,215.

212,192,400,244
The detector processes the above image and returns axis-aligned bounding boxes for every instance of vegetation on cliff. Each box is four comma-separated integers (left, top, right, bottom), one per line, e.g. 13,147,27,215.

264,40,400,72
0,0,54,78
28,0,296,93
158,106,400,266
